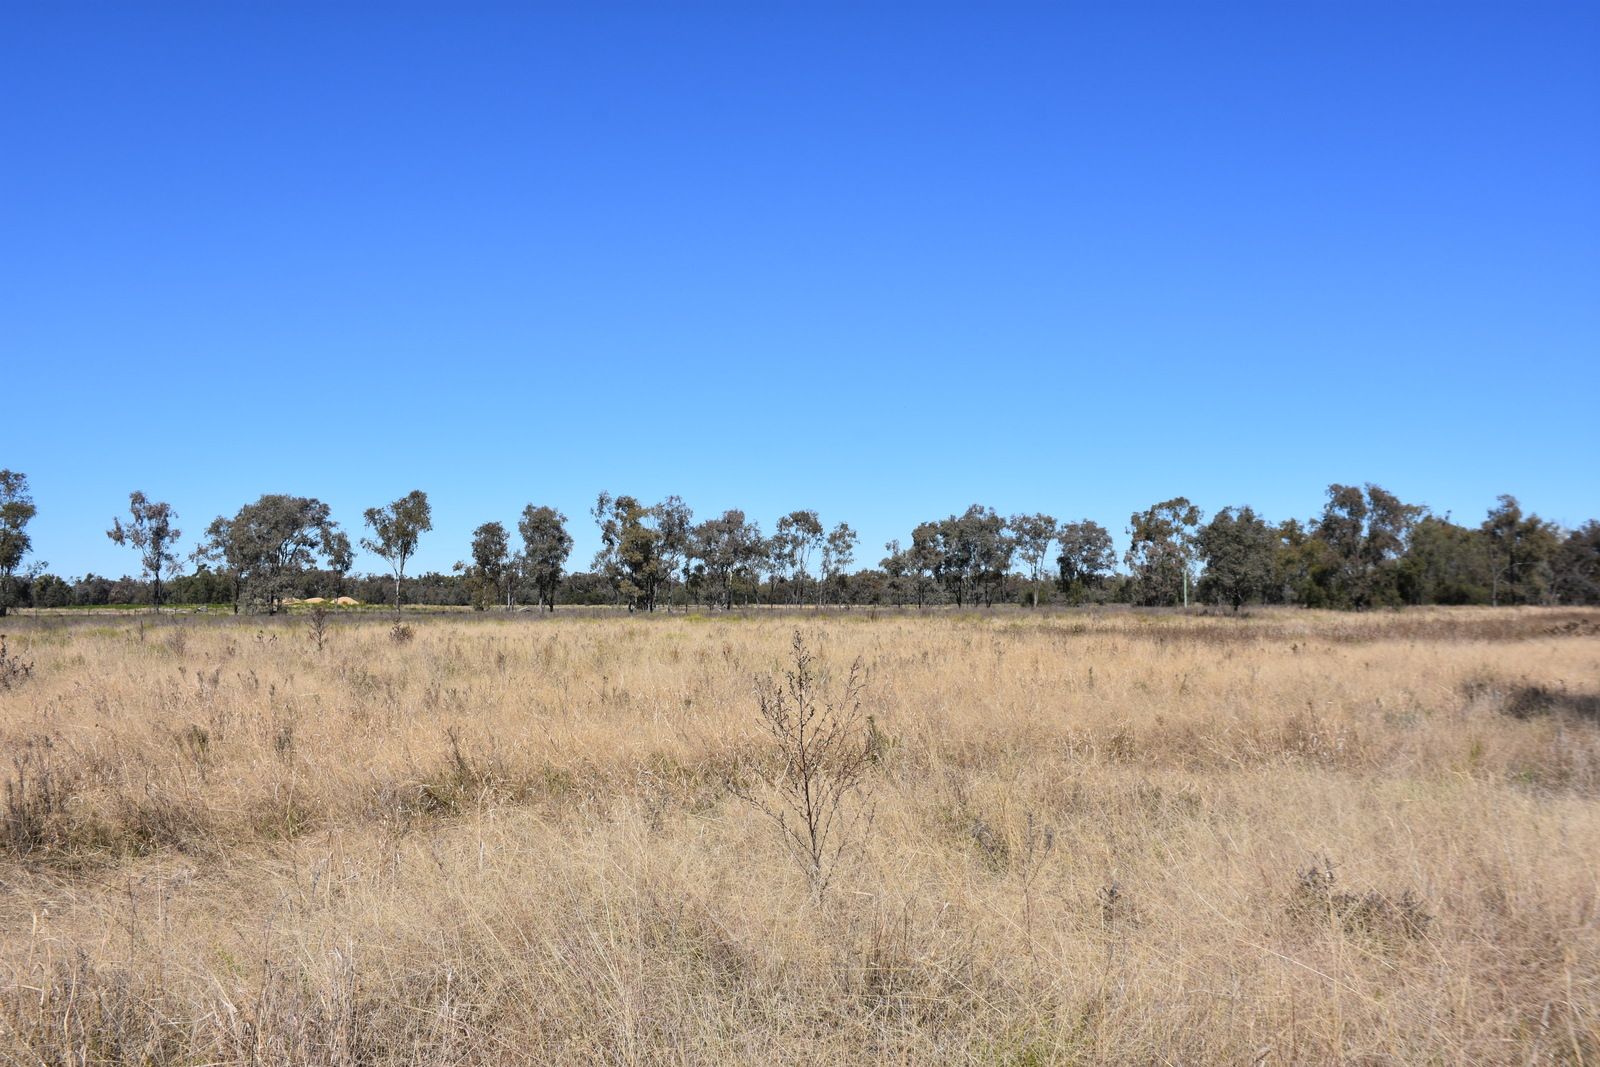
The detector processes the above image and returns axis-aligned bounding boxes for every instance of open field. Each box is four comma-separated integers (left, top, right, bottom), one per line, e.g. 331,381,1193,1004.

1,608,1598,1064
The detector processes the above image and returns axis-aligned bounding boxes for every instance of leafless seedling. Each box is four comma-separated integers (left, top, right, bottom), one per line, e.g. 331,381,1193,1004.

307,604,331,652
733,630,877,899
1019,812,1055,966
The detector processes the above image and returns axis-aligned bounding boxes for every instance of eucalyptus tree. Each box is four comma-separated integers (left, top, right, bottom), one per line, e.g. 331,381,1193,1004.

881,540,909,607
1272,518,1328,606
107,492,182,611
1126,497,1203,606
881,531,940,608
974,510,1014,606
1553,520,1600,605
193,518,241,612
906,521,942,608
821,522,857,606
928,517,975,607
654,495,694,611
519,504,572,612
590,492,668,610
1056,519,1115,603
463,521,511,609
1480,495,1559,605
929,505,1006,607
1312,484,1421,608
197,494,346,614
764,537,791,604
693,509,764,609
1195,506,1276,611
1398,515,1492,605
325,529,354,597
775,510,824,606
1009,512,1058,607
362,490,432,617
0,470,38,617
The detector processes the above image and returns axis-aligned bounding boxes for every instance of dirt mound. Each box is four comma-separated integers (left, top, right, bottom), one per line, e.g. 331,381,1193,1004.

334,596,360,607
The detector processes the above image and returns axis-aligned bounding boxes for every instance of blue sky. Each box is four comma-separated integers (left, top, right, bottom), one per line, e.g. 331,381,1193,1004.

4,2,1597,578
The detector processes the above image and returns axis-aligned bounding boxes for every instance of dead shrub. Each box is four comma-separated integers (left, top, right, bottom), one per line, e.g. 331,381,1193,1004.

307,603,332,652
1291,858,1432,942
732,630,877,897
0,634,33,689
3,739,79,856
1098,880,1141,929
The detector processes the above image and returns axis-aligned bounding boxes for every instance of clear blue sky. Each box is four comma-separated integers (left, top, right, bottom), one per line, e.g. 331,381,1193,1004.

4,2,1597,578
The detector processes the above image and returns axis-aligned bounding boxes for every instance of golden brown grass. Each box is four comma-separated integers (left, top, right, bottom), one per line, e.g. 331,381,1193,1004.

1,606,1597,1064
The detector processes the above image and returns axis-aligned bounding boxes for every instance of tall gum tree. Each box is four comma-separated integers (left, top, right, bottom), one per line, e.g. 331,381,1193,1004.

1009,513,1058,608
1126,498,1203,607
520,504,572,612
197,495,345,614
107,491,182,612
0,470,38,618
362,490,432,618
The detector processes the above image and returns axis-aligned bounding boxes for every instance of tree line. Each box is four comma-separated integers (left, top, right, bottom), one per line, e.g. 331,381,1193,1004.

1,469,1597,616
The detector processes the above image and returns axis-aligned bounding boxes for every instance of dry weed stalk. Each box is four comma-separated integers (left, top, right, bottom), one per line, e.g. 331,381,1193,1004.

307,604,331,652
734,630,877,897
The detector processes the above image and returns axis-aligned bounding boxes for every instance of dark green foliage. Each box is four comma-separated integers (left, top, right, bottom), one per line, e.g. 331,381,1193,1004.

1310,484,1421,609
0,470,37,618
925,505,1010,607
1125,498,1201,607
362,490,432,617
1056,519,1116,604
692,509,765,610
28,573,72,608
1009,513,1057,608
106,492,181,612
1397,516,1492,605
773,510,824,606
1480,495,1559,605
7,477,1599,613
1553,521,1600,605
821,523,857,606
591,492,669,611
196,495,347,614
1196,506,1276,611
655,496,695,611
460,521,510,610
519,505,573,612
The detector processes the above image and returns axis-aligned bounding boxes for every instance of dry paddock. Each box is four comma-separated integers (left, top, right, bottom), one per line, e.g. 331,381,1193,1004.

1,606,1597,1064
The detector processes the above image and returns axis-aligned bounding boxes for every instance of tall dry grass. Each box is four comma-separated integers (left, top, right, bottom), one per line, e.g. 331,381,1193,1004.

0,607,1597,1063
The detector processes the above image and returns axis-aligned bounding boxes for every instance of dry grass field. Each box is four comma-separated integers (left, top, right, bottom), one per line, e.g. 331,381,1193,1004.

1,607,1598,1064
